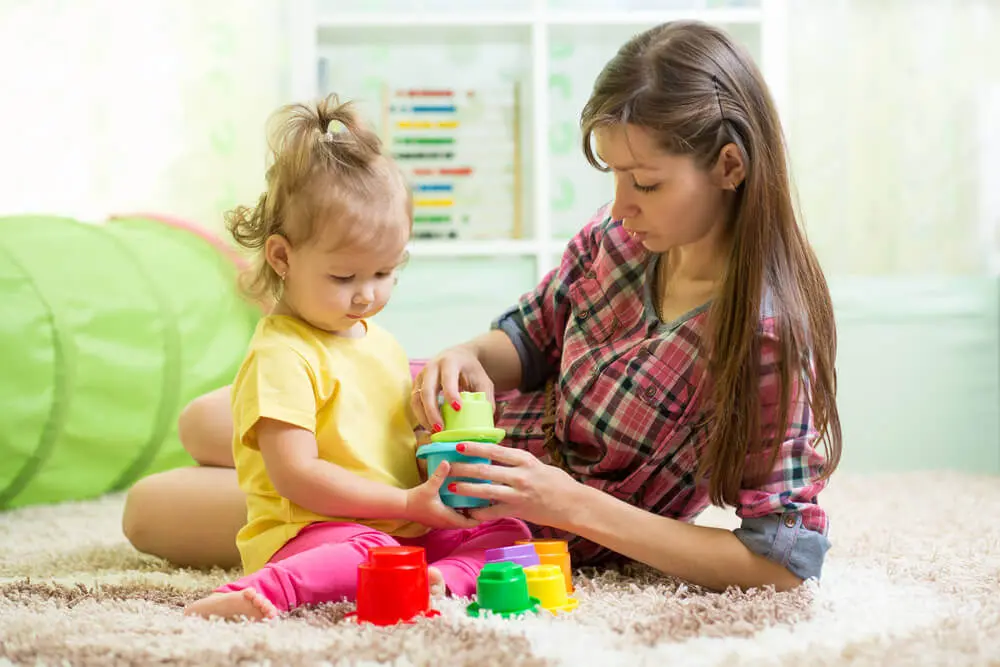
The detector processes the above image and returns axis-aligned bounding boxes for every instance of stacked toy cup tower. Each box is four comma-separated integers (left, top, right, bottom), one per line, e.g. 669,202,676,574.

416,391,504,509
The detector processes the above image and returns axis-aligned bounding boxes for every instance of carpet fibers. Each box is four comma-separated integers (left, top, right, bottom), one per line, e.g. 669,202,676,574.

2,471,999,666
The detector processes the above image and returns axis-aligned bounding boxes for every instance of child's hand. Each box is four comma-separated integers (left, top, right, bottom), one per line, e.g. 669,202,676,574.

404,461,479,529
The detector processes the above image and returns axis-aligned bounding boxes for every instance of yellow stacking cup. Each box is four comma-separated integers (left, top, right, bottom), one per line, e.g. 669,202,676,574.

524,564,578,613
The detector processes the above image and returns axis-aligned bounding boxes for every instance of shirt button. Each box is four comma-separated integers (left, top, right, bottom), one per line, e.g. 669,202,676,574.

579,310,589,320
644,386,656,398
783,514,797,528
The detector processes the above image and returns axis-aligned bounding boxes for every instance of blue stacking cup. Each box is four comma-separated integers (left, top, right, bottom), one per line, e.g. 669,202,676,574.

416,441,491,509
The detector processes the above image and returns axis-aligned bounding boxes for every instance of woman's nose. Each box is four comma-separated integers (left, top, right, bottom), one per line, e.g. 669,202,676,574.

610,194,637,221
610,178,636,221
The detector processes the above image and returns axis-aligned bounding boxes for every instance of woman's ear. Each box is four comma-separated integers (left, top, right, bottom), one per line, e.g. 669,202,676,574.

264,234,292,279
714,142,746,190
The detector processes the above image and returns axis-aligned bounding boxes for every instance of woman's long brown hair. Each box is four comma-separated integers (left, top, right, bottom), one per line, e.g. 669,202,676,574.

580,21,841,506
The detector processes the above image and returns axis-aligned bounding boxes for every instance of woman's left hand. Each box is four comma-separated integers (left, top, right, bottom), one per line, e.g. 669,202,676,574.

446,442,582,529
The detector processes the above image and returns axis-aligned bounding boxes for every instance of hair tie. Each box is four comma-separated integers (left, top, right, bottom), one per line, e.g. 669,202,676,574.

322,119,348,142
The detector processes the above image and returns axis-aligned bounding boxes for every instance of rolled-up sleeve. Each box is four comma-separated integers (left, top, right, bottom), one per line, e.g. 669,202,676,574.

491,206,608,393
734,321,832,581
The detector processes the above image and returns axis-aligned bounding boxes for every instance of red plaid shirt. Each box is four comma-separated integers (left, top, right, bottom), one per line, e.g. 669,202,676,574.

493,206,830,570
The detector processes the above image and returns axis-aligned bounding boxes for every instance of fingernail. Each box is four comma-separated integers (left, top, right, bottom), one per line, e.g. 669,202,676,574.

447,483,457,492
432,424,443,433
456,443,466,452
451,401,462,411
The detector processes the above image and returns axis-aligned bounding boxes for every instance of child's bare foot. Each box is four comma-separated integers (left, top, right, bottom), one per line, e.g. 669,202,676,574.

184,589,278,621
429,566,447,598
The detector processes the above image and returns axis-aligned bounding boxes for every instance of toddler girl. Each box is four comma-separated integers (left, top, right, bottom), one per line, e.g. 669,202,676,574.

184,94,530,621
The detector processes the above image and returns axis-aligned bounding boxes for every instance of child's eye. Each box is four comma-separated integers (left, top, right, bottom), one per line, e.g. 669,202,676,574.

633,180,660,193
329,275,353,283
375,271,393,279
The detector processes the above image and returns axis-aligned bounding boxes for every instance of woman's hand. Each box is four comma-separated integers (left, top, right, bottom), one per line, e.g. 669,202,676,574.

404,461,479,530
412,345,495,432
446,442,582,530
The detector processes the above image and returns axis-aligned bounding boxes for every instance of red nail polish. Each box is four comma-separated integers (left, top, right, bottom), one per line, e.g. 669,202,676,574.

456,443,466,453
451,401,462,411
432,424,443,433
447,483,458,492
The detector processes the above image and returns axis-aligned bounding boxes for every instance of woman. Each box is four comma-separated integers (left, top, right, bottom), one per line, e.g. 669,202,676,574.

123,20,841,593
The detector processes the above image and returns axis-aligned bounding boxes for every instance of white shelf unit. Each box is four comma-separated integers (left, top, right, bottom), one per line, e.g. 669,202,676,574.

287,0,788,284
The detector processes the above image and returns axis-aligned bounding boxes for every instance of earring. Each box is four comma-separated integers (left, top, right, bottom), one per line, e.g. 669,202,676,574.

279,272,286,281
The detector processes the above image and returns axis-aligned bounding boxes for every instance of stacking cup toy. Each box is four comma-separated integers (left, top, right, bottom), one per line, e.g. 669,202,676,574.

415,442,491,509
416,391,506,509
524,564,579,613
430,391,506,444
466,562,540,618
517,539,573,593
354,546,440,626
485,544,541,569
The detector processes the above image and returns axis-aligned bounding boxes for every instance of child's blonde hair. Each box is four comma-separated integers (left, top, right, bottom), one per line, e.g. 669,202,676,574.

226,93,411,301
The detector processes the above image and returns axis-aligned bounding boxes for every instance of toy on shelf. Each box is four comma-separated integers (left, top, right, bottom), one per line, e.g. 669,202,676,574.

466,561,540,619
517,539,574,593
484,544,541,569
349,546,440,626
524,564,579,614
416,391,504,509
381,86,522,241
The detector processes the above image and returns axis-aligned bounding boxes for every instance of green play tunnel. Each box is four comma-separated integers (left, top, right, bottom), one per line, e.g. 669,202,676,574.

0,214,259,509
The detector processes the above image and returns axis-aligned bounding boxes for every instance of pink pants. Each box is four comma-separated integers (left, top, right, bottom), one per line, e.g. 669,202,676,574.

216,517,531,612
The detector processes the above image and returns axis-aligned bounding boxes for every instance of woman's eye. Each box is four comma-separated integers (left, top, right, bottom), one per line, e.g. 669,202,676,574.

633,180,660,193
329,275,353,283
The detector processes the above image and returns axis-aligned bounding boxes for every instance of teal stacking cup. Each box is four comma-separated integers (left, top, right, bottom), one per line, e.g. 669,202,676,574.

416,441,491,509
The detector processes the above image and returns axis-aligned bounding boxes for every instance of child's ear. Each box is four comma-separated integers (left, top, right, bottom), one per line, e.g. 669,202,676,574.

264,234,292,278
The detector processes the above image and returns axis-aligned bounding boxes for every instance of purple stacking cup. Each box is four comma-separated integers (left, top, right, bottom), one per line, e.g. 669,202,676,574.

485,544,541,569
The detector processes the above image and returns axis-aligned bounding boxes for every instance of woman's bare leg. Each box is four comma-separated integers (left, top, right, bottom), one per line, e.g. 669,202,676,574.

122,386,245,569
122,467,245,569
177,386,235,468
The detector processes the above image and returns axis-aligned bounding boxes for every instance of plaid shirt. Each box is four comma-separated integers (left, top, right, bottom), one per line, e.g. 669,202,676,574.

492,205,830,572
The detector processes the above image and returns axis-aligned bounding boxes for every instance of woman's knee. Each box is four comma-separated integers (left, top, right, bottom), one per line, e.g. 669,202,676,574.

120,466,245,569
121,472,170,553
177,398,208,459
177,386,233,466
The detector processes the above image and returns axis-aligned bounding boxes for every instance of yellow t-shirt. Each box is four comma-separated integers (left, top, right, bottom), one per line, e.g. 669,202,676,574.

231,315,427,574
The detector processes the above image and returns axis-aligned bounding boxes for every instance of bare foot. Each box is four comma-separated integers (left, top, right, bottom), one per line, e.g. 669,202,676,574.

184,589,278,621
429,566,447,598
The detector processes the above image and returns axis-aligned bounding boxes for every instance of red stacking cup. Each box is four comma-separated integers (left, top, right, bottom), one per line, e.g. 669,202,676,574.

354,546,439,626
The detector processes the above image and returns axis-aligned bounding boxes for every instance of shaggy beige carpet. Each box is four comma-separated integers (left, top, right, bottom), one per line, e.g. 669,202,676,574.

2,471,999,666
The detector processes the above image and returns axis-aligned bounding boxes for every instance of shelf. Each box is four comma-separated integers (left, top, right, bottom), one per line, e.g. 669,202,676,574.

316,8,762,29
294,0,786,284
408,239,541,257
